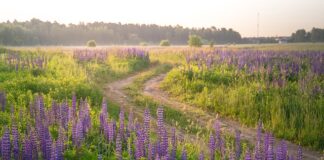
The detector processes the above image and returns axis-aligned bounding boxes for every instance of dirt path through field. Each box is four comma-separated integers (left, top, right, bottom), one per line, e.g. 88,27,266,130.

143,74,323,160
104,71,207,149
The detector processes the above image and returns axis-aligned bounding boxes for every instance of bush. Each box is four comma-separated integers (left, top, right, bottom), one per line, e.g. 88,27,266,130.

188,35,202,47
87,40,96,47
160,40,170,46
209,41,214,48
140,42,148,46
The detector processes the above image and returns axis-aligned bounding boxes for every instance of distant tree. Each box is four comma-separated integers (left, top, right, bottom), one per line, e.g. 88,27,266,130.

160,40,170,46
310,28,324,42
140,42,148,46
209,41,214,48
188,35,202,47
291,29,307,42
290,28,324,42
87,40,96,47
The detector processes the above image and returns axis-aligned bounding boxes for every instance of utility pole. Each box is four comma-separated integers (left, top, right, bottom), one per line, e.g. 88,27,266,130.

257,12,260,39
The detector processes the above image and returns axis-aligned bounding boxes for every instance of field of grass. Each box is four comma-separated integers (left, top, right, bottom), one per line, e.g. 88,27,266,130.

0,44,322,159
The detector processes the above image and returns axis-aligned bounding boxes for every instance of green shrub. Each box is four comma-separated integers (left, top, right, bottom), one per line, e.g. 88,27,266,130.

209,41,214,48
188,35,202,47
160,40,170,46
87,40,96,47
140,42,148,46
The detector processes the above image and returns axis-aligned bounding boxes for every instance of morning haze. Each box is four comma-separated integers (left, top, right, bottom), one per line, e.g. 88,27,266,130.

1,0,324,37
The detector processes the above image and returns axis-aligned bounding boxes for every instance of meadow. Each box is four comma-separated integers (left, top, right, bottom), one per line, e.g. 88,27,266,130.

0,44,323,159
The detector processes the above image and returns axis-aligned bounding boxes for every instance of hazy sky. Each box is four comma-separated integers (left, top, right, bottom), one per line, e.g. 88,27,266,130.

1,0,324,37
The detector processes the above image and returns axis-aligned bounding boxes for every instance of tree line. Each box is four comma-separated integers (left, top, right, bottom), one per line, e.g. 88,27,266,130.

0,19,242,46
290,28,324,42
0,19,323,46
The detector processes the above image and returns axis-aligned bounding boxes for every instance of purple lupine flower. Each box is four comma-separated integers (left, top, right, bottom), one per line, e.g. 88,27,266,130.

0,137,2,157
255,120,263,160
76,120,84,147
245,149,252,160
157,106,164,130
1,128,11,160
297,146,302,160
147,142,153,160
268,133,274,145
161,154,169,160
78,99,84,120
103,120,109,141
12,125,20,160
199,151,205,160
235,130,241,159
29,129,38,159
108,121,115,143
276,144,283,160
135,128,144,159
51,101,59,124
220,137,226,159
155,154,161,160
160,128,168,157
45,132,52,160
254,142,263,160
99,113,105,131
72,121,78,146
60,102,69,130
289,155,295,160
181,147,187,160
81,102,91,134
281,141,287,160
119,108,125,140
144,108,151,149
56,138,64,160
264,133,270,158
170,128,177,160
116,132,122,160
157,107,168,157
100,98,108,132
266,144,274,160
38,95,45,121
209,134,215,160
71,93,77,118
50,142,57,160
155,140,161,159
22,137,32,160
58,127,66,146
